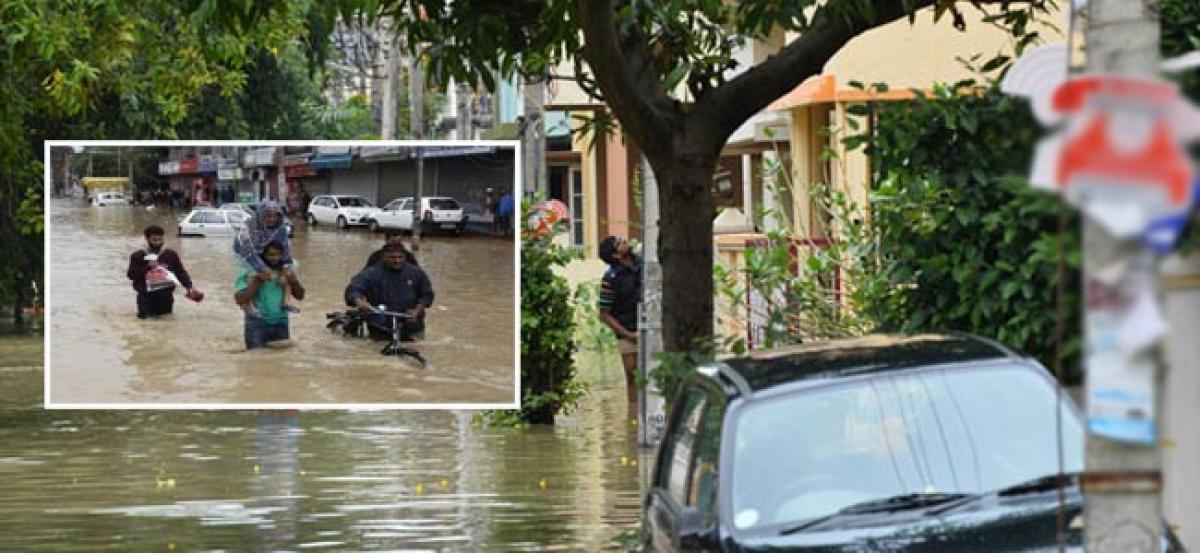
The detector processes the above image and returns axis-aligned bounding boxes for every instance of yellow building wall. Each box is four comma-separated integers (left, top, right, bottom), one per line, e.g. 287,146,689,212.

823,5,1068,89
785,4,1069,239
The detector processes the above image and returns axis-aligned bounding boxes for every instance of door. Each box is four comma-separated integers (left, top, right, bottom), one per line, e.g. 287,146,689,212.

647,386,724,552
314,198,333,223
396,198,414,230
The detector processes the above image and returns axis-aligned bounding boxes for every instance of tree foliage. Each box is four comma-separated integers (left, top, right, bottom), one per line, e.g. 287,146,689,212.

862,83,1083,380
209,0,1056,354
0,1,352,319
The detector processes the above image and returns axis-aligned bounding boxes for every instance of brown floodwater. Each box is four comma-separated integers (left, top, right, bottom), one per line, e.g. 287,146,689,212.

47,199,516,405
0,335,646,550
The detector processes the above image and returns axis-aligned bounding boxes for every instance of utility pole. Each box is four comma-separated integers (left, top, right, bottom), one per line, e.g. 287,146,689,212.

414,148,424,250
521,73,546,195
409,48,425,252
457,82,474,140
639,156,666,449
380,21,399,140
1081,2,1163,552
409,50,425,140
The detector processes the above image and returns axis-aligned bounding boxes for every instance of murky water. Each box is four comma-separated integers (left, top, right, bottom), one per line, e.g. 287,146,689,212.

0,335,645,551
47,199,515,405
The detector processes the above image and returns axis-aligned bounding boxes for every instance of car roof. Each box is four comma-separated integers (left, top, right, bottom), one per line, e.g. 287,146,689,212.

715,334,1017,394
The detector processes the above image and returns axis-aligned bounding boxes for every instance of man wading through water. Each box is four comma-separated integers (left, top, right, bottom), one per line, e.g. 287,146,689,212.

127,225,203,319
598,235,642,404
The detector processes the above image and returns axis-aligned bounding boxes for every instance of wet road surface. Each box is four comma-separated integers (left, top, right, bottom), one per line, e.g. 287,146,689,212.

47,200,515,405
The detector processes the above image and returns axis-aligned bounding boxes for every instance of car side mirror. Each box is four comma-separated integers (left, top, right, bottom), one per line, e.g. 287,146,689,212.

678,507,719,551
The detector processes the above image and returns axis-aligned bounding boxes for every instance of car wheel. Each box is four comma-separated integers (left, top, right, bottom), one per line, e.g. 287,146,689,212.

307,213,318,226
455,223,465,236
337,215,348,229
368,219,380,233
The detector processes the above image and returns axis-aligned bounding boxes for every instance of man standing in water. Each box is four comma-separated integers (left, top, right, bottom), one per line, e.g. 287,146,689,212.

598,235,641,403
346,244,434,341
235,241,306,350
127,225,202,319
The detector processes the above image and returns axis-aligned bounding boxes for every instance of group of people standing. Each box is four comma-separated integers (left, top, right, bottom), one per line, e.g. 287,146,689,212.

125,201,434,351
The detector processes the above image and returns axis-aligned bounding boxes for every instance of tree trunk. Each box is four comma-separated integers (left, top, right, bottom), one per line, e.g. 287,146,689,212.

653,150,719,353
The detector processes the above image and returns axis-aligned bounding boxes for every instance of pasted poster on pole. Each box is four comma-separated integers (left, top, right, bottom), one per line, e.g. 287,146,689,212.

1003,44,1200,445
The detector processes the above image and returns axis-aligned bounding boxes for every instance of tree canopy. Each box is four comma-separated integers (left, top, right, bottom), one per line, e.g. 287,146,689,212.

346,0,1056,352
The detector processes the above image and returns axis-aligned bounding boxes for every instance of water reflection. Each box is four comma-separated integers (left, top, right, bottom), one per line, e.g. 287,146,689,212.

0,337,643,550
47,199,515,404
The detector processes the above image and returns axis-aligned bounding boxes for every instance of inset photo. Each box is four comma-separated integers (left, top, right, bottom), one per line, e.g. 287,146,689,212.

44,141,518,408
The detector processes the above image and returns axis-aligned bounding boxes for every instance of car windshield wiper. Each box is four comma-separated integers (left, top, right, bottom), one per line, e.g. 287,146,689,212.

995,471,1081,497
779,492,973,535
918,472,1084,517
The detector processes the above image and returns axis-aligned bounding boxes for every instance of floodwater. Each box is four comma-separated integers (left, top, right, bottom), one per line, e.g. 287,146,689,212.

47,199,515,405
0,335,646,550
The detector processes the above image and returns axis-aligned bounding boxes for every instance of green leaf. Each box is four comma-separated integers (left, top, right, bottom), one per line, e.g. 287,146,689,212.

664,63,688,91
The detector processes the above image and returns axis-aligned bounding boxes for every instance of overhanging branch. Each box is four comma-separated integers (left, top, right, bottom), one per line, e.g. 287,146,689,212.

576,0,678,159
698,0,938,140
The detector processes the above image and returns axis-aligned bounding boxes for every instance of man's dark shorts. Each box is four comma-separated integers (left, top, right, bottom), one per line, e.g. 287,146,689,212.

245,316,290,350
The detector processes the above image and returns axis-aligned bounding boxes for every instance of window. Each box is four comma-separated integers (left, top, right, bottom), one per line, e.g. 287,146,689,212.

398,199,412,211
571,169,584,248
659,390,708,506
337,196,372,207
729,363,1084,531
430,198,460,210
196,211,224,224
384,200,403,211
689,400,724,524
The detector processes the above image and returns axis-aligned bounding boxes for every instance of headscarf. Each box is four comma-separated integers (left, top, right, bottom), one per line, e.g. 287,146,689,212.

233,200,290,271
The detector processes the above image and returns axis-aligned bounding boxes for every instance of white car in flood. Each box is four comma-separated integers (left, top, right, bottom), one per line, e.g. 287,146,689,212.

306,195,381,228
91,192,128,206
367,196,467,235
178,208,250,237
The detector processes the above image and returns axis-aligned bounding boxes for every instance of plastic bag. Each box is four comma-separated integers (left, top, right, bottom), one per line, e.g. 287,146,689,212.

145,265,177,293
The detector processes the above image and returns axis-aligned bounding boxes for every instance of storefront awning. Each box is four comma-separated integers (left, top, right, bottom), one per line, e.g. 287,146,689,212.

310,153,353,170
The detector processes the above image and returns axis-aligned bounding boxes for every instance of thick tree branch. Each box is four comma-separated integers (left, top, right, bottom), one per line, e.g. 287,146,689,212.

697,1,939,141
576,0,678,160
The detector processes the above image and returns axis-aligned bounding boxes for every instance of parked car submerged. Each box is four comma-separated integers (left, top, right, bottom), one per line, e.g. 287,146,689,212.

178,208,250,237
219,203,294,237
644,333,1183,552
366,196,468,235
306,195,381,228
91,191,128,206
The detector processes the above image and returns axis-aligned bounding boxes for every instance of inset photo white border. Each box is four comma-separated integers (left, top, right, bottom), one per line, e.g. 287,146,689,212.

44,140,521,410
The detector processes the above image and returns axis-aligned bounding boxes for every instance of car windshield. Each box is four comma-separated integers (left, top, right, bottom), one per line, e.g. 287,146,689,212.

429,199,459,210
337,197,372,207
730,362,1083,533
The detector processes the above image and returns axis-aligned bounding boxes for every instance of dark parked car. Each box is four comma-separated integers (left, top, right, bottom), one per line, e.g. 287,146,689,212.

644,333,1183,552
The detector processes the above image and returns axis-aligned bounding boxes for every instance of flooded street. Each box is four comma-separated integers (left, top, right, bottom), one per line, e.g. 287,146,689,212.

47,199,515,405
1,335,645,550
